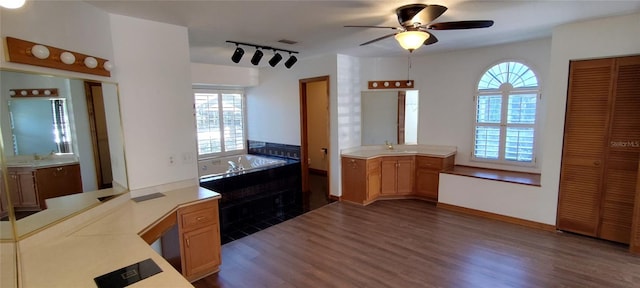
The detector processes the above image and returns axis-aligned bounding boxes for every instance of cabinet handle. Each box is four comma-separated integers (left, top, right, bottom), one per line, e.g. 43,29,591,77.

594,161,601,167
196,216,206,222
186,238,190,247
56,167,63,171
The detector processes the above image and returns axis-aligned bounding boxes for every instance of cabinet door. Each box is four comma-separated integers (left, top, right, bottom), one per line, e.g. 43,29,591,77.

558,58,613,236
599,56,640,244
182,224,221,279
341,157,367,204
380,159,398,195
366,159,381,200
8,170,39,209
396,158,414,195
416,169,439,200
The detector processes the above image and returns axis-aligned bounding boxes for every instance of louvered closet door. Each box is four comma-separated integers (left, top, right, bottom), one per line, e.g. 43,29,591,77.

557,58,614,236
599,56,640,244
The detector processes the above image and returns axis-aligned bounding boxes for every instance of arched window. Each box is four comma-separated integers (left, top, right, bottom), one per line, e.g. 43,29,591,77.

473,61,539,165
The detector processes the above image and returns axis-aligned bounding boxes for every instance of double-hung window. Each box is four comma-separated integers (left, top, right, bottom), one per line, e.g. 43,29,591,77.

474,61,539,165
194,89,245,158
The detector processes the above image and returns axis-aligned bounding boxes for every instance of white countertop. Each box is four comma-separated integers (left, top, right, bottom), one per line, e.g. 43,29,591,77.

341,144,457,159
6,155,79,169
15,188,126,238
18,185,221,287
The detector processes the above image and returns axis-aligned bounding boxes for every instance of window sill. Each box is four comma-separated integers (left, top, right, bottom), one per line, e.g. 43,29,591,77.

442,165,541,187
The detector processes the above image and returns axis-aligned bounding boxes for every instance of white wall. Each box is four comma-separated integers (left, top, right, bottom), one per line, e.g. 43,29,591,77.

68,79,98,192
191,62,258,87
110,14,197,194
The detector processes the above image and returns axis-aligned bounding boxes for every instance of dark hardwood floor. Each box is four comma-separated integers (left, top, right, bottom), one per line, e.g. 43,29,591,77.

194,200,640,288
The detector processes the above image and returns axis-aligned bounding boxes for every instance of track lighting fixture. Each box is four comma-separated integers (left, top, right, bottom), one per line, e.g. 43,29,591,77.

251,49,263,65
269,51,283,67
231,46,244,63
284,54,297,69
226,40,298,68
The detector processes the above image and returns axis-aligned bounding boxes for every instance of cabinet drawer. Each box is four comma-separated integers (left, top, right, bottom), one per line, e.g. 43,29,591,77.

179,200,218,231
416,156,444,170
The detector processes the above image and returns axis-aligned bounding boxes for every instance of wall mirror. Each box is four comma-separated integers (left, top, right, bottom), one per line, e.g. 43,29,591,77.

0,69,128,240
361,90,419,146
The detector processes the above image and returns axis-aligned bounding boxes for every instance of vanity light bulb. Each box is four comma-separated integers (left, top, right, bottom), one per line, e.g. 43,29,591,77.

60,52,76,65
20,90,27,96
84,57,98,69
103,60,113,71
44,90,51,95
32,90,39,95
31,44,50,59
9,90,15,96
0,0,26,9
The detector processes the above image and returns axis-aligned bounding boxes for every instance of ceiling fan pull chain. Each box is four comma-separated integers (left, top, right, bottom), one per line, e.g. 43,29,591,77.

407,54,412,81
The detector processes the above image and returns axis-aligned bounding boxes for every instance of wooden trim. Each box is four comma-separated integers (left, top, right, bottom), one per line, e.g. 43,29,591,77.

631,160,640,254
368,80,414,89
442,165,541,187
328,195,340,201
299,75,330,198
397,91,406,145
6,37,111,77
309,168,327,176
437,202,557,232
139,212,177,245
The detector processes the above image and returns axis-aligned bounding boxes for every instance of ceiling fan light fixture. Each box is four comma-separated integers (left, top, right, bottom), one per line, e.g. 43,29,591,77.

395,31,429,52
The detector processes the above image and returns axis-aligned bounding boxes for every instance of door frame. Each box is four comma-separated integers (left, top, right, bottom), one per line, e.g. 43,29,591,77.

299,75,330,195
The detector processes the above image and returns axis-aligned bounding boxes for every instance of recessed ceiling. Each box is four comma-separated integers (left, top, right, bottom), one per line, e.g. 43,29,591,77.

85,0,640,67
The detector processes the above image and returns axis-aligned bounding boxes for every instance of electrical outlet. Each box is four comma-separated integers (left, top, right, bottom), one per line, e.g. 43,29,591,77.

182,152,194,164
169,154,176,166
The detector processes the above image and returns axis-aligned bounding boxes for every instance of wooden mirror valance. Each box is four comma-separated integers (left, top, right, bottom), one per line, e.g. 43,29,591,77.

5,37,112,77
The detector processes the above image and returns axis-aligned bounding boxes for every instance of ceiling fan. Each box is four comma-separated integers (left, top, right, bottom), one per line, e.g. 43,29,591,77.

345,3,494,52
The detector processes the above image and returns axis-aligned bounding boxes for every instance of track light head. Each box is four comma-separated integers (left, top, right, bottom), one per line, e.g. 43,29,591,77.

251,49,264,65
284,55,297,69
269,52,283,67
231,46,244,63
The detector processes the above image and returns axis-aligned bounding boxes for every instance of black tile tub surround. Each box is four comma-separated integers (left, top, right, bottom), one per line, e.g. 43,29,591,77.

248,140,300,160
200,158,302,244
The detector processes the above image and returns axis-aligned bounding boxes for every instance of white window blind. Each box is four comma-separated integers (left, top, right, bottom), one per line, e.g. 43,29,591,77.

194,90,245,157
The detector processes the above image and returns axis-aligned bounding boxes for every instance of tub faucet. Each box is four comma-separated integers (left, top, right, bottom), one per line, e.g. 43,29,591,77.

228,160,238,171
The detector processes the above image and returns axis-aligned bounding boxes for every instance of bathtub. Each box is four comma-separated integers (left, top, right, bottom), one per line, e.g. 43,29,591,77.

198,154,288,179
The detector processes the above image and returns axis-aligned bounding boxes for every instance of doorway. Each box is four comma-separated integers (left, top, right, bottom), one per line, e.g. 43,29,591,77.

84,81,113,189
299,76,332,211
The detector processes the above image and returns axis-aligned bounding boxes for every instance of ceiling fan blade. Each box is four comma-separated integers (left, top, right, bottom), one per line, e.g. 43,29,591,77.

411,5,448,26
360,33,397,46
344,25,398,30
428,20,494,30
396,4,447,26
424,33,438,45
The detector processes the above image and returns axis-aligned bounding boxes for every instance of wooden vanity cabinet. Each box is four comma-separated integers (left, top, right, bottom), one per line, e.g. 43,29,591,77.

142,199,221,282
7,164,82,211
415,156,455,201
178,200,221,281
35,164,82,209
341,157,381,204
380,156,414,196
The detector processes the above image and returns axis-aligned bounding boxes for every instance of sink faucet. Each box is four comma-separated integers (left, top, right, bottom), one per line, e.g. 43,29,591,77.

385,140,394,150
